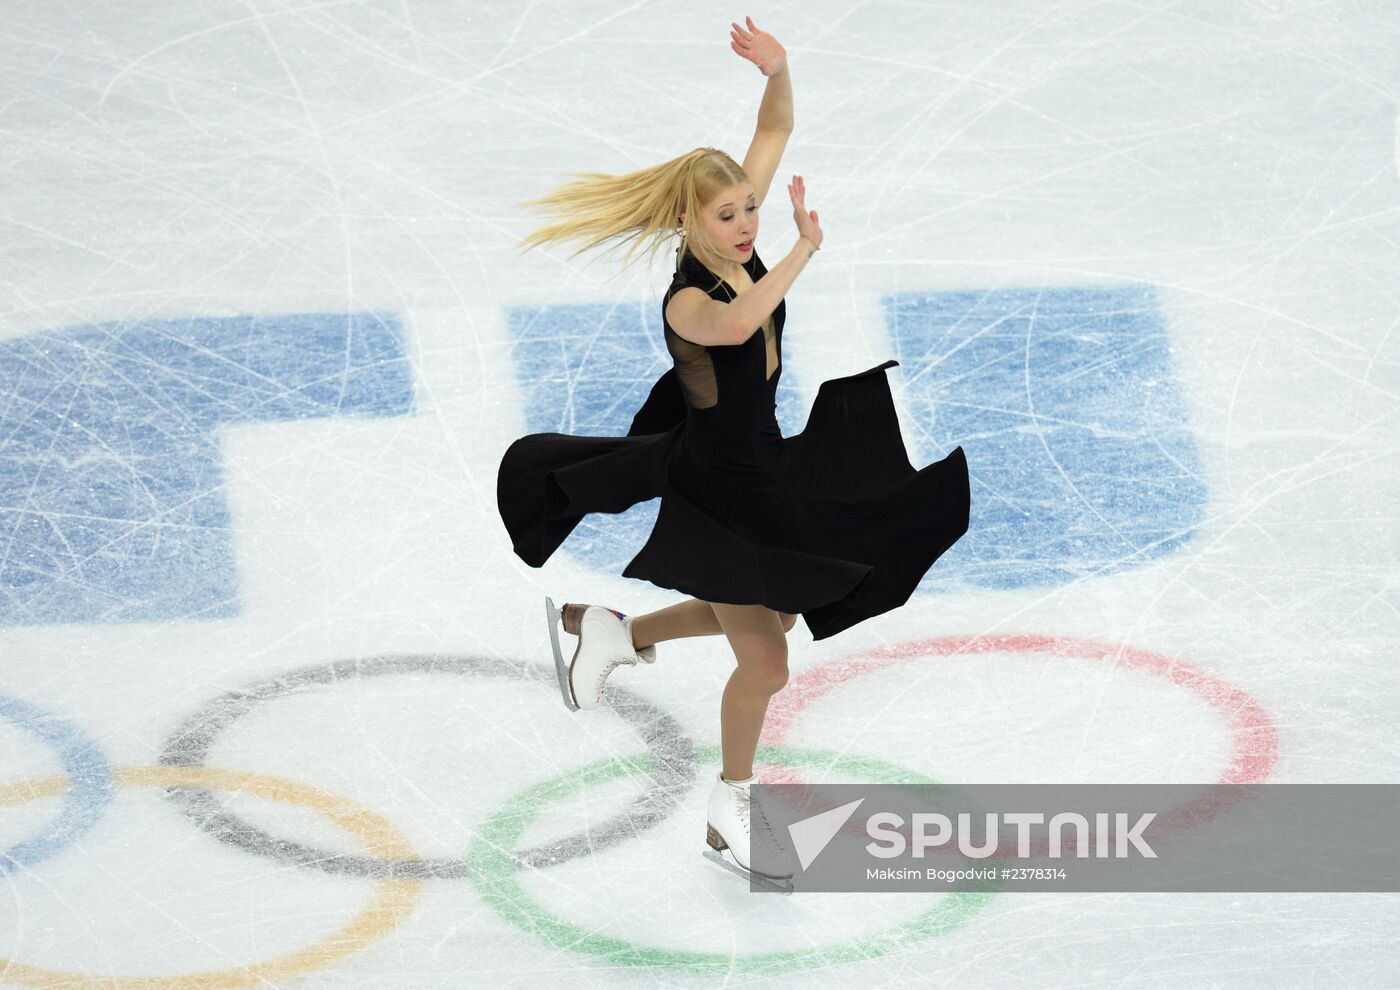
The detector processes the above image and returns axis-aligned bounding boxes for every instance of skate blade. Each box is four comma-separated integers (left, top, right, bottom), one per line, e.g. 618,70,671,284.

702,848,794,894
545,595,579,712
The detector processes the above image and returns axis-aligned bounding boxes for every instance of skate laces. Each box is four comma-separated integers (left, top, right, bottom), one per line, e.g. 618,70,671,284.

580,613,644,698
731,782,790,856
593,657,634,695
734,790,751,828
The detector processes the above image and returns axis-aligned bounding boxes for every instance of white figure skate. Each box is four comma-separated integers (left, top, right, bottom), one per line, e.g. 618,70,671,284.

702,770,798,894
544,596,656,712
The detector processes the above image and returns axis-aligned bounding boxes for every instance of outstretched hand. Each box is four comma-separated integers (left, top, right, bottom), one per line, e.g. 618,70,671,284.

788,175,822,250
729,16,787,76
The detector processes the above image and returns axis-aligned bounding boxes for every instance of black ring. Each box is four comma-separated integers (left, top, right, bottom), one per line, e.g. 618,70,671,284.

158,654,695,879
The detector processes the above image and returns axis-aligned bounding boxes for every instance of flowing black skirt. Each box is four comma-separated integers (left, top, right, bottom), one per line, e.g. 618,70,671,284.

496,359,969,641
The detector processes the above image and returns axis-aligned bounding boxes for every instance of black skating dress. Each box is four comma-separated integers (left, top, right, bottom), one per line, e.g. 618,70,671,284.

496,243,969,641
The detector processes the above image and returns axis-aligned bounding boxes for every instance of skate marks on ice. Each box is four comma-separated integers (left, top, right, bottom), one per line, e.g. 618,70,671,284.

886,284,1206,592
0,311,414,627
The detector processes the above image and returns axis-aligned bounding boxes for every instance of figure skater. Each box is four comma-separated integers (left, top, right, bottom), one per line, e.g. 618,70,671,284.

497,16,970,890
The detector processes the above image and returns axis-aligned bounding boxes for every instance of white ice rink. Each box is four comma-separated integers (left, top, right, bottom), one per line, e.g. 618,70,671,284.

2,1,1398,986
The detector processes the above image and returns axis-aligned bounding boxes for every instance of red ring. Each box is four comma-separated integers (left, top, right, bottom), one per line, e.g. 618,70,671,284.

758,633,1279,855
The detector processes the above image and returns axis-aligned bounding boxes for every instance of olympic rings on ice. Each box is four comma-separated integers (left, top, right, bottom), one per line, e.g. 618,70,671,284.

0,693,113,875
1,635,1282,981
465,742,1000,973
0,766,423,988
763,634,1279,849
158,654,698,878
766,634,1278,784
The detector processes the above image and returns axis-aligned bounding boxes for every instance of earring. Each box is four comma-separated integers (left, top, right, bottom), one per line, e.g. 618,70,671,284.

675,224,686,239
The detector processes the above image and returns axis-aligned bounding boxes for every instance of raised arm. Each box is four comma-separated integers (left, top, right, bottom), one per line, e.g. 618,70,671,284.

731,17,792,207
714,18,821,342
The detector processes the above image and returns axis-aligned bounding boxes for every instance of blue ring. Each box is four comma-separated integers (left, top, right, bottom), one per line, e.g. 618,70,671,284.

0,693,114,874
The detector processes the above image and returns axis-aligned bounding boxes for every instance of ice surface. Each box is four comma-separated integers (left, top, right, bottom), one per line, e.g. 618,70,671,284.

1,1,1397,987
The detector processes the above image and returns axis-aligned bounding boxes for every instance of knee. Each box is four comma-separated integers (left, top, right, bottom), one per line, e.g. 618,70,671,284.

764,662,790,694
739,642,789,694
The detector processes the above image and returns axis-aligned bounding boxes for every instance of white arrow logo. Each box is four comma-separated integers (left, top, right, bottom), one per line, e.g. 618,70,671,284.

787,798,865,871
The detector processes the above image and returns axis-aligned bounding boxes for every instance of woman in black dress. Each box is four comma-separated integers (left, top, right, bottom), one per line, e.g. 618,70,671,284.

498,17,969,888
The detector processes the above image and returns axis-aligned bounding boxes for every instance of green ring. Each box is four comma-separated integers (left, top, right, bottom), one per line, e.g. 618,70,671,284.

465,743,1001,975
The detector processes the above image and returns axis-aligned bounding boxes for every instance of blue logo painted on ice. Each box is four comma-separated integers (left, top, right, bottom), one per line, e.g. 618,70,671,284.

0,311,414,626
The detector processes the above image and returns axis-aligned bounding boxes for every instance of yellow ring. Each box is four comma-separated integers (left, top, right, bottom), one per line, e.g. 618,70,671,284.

0,766,424,988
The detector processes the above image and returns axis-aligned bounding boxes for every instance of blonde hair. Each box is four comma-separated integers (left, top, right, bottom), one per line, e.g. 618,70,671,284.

515,147,749,290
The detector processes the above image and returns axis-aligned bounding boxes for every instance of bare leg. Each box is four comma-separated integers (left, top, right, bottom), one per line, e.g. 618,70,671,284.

628,598,723,650
708,602,789,782
562,599,796,652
